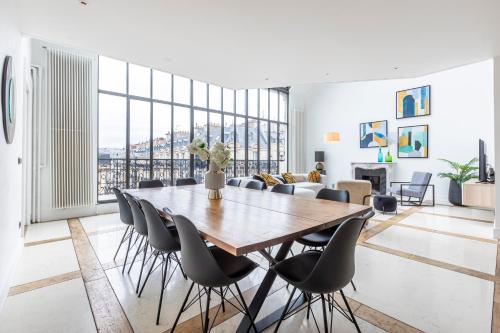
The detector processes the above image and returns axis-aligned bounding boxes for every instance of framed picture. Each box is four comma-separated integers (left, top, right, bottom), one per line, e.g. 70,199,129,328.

398,125,429,158
359,120,388,148
396,85,430,119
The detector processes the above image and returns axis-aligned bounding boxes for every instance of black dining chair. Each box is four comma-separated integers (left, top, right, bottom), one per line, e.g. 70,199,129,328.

245,180,265,190
271,184,295,195
272,211,374,333
170,214,259,333
226,178,241,187
139,179,164,188
112,188,136,273
124,193,151,293
176,177,197,186
138,199,187,325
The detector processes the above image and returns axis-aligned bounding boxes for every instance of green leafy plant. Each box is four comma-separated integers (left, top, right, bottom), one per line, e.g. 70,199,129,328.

437,158,479,185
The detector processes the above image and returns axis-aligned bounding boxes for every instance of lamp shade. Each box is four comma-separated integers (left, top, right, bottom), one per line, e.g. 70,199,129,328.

324,132,340,143
315,151,325,162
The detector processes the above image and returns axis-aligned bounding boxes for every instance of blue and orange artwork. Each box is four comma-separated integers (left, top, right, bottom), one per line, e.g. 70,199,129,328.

396,86,430,119
360,120,388,148
398,125,428,158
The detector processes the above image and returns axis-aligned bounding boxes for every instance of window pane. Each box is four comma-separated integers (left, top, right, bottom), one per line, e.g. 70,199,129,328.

193,110,207,183
279,92,288,122
193,81,207,107
129,99,151,187
173,75,191,104
129,64,150,98
236,90,246,115
223,115,235,177
209,84,221,110
259,89,268,119
209,112,222,145
248,89,258,117
173,106,191,181
235,117,246,177
279,124,288,173
152,70,171,101
98,93,126,201
248,118,258,175
270,90,278,121
153,103,171,186
98,56,126,93
270,123,278,174
223,88,234,113
259,121,269,173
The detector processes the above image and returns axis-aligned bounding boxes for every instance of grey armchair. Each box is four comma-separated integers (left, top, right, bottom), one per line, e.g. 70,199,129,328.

390,171,434,206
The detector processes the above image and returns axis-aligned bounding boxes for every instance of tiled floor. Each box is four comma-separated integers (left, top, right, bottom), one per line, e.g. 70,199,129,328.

0,204,498,333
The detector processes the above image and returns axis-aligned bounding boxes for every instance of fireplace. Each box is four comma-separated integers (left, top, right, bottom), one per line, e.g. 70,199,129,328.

355,167,387,194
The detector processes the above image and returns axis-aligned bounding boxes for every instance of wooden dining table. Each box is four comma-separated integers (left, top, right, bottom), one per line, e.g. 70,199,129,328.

125,184,372,332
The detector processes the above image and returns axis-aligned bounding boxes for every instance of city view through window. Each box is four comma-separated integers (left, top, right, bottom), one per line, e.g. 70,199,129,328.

98,56,288,201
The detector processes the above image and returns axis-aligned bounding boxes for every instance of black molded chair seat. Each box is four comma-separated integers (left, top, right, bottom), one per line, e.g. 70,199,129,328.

139,179,164,188
210,247,258,281
273,250,321,284
176,177,197,186
296,228,337,247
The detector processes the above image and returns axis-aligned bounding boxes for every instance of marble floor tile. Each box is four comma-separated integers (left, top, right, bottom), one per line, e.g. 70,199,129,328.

420,205,494,221
80,213,124,234
0,278,96,333
345,246,494,333
400,212,495,239
24,220,70,243
366,225,497,274
372,212,398,221
88,228,140,265
11,239,80,286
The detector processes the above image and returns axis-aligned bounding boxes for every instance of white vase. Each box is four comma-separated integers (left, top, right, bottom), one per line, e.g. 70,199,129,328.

205,162,225,199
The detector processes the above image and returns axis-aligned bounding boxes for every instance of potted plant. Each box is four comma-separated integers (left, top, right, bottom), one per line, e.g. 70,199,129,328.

437,158,478,206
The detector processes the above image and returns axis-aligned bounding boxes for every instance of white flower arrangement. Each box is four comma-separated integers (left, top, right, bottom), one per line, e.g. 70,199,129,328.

187,138,231,169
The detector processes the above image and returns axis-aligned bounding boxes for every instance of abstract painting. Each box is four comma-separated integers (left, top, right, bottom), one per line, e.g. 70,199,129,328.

360,120,388,148
396,85,430,119
398,125,428,158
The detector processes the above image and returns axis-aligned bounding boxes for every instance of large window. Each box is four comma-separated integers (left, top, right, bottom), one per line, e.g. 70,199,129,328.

98,56,288,201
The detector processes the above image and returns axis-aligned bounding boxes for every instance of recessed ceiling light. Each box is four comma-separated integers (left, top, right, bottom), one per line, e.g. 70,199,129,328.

393,67,399,70
79,0,88,5
325,72,330,76
265,78,269,81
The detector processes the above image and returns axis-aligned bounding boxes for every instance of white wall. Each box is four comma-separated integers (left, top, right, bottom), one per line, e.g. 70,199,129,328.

290,60,495,204
0,1,30,309
494,57,500,239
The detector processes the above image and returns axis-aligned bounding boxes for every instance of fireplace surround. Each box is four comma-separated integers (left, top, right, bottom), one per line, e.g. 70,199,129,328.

351,162,395,195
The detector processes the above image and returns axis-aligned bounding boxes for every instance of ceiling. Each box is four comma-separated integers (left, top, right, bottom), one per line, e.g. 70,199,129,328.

13,0,500,89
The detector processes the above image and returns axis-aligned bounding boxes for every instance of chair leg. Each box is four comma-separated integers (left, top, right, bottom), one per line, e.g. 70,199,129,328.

235,282,258,333
113,226,130,260
340,290,361,333
350,280,357,291
138,251,159,297
306,292,312,319
136,240,149,293
220,287,225,313
171,282,195,333
203,288,212,333
128,236,145,274
320,294,329,333
121,229,134,274
156,258,169,325
173,252,187,280
273,286,296,333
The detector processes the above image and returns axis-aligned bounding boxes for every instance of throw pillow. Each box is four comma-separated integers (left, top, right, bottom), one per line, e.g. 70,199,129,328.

281,172,296,184
259,172,280,186
307,170,321,183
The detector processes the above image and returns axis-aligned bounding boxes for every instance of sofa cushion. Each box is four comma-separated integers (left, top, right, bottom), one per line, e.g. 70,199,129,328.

307,170,321,183
281,172,296,184
259,172,280,186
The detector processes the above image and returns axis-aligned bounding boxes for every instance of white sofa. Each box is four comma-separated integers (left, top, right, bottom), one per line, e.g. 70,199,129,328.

233,173,327,199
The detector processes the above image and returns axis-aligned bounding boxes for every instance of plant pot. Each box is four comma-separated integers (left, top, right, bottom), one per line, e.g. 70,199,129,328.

205,162,225,200
448,179,462,206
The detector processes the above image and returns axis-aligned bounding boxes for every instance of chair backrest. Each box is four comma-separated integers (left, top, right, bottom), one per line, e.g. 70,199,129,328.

112,188,133,226
227,178,241,187
124,193,148,236
316,188,350,203
271,184,295,195
245,180,265,190
336,180,371,205
298,211,374,294
170,214,231,287
408,172,432,198
138,179,164,189
176,178,197,186
139,199,180,252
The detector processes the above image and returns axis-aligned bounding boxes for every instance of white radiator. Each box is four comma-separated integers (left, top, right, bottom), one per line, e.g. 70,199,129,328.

47,49,93,208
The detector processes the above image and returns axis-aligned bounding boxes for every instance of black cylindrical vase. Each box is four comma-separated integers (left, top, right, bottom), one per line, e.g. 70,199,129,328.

448,180,462,206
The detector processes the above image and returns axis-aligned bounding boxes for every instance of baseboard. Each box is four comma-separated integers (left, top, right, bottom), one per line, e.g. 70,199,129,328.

0,237,23,312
